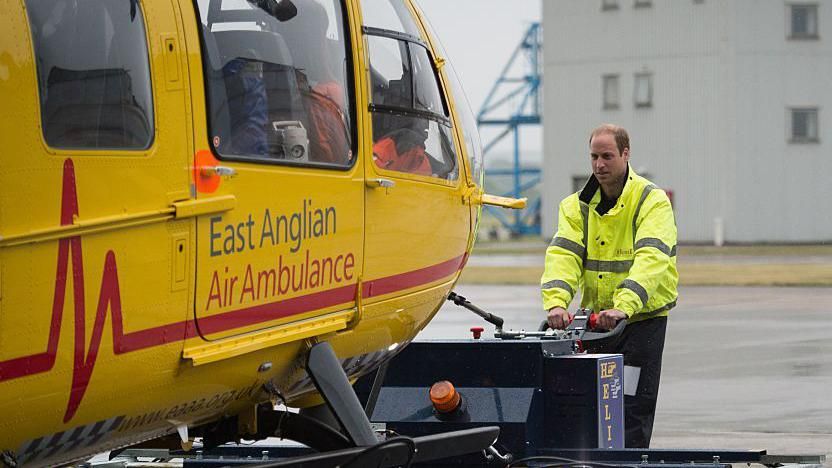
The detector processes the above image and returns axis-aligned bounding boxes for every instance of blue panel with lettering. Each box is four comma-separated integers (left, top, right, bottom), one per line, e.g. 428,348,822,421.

597,355,624,448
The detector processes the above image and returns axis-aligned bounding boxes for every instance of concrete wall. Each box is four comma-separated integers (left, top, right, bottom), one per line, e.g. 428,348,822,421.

729,0,832,242
542,0,832,242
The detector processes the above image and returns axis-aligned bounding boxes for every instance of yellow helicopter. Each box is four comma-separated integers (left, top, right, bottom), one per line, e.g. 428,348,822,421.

0,0,523,465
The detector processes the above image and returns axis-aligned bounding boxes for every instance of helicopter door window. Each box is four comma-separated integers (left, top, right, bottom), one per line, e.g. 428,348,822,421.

366,34,457,181
360,0,422,37
196,0,355,168
410,44,446,116
367,36,411,109
24,0,154,150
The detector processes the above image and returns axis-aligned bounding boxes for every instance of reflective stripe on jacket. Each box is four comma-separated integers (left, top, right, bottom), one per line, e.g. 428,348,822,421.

541,166,678,323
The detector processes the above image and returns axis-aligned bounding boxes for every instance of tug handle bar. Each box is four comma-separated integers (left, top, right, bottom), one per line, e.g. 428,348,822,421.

537,314,627,342
447,292,504,329
536,313,600,331
580,318,627,342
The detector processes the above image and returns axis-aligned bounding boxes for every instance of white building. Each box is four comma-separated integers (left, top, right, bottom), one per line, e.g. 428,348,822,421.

541,0,832,243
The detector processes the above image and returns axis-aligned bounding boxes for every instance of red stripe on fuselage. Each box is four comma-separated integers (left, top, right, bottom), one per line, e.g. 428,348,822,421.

362,253,467,298
0,159,466,422
195,283,358,336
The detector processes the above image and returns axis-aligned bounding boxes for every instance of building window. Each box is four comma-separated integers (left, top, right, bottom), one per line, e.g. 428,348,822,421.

602,74,620,110
634,72,653,108
24,0,154,149
634,0,652,8
789,4,819,39
790,108,819,143
602,0,619,11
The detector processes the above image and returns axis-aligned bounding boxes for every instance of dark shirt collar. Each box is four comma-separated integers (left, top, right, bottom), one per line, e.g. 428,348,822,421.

578,166,630,213
578,173,600,204
578,164,630,216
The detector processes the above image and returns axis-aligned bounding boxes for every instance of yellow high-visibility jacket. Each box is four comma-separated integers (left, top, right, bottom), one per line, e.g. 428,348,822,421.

541,167,678,323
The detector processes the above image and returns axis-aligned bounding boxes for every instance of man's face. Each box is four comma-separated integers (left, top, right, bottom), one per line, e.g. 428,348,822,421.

590,133,629,186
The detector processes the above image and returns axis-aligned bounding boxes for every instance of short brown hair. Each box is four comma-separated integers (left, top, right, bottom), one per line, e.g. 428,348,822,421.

589,124,630,155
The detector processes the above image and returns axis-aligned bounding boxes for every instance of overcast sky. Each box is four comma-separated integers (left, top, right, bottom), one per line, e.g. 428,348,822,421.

416,0,542,159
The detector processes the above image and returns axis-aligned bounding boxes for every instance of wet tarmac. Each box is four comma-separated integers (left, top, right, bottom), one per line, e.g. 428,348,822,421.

420,285,832,461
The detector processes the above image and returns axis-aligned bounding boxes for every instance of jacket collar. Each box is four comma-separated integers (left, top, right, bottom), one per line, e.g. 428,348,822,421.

579,165,633,204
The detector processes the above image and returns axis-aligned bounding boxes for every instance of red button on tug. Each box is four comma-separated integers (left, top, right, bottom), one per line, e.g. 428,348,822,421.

470,326,484,339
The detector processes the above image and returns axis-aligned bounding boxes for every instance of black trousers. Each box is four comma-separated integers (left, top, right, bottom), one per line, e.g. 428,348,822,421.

586,316,668,448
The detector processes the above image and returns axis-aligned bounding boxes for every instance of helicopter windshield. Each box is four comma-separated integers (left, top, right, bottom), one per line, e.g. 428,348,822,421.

195,0,354,166
416,7,484,188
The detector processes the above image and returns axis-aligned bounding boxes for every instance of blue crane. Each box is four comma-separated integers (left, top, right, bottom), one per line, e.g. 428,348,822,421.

477,22,542,237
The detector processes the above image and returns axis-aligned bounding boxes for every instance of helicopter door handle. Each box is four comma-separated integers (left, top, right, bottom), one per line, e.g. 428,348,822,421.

366,178,395,189
200,165,237,177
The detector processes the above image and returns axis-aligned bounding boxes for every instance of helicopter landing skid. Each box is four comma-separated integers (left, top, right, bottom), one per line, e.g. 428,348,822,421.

305,341,377,446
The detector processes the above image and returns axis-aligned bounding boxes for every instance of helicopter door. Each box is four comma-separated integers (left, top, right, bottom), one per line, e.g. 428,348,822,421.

361,3,471,329
191,0,363,341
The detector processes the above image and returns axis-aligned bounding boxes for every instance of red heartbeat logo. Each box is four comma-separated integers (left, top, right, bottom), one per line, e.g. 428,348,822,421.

20,159,125,422
0,159,188,423
56,159,122,422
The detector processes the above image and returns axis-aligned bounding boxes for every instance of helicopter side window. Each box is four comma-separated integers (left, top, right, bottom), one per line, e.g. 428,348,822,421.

24,0,154,150
366,34,458,181
195,0,355,168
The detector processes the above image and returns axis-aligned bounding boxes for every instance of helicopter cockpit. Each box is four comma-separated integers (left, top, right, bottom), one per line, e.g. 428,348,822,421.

196,0,353,165
194,0,484,188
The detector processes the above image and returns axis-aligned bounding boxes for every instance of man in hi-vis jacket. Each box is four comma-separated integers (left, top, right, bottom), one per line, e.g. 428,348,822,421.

541,124,678,448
